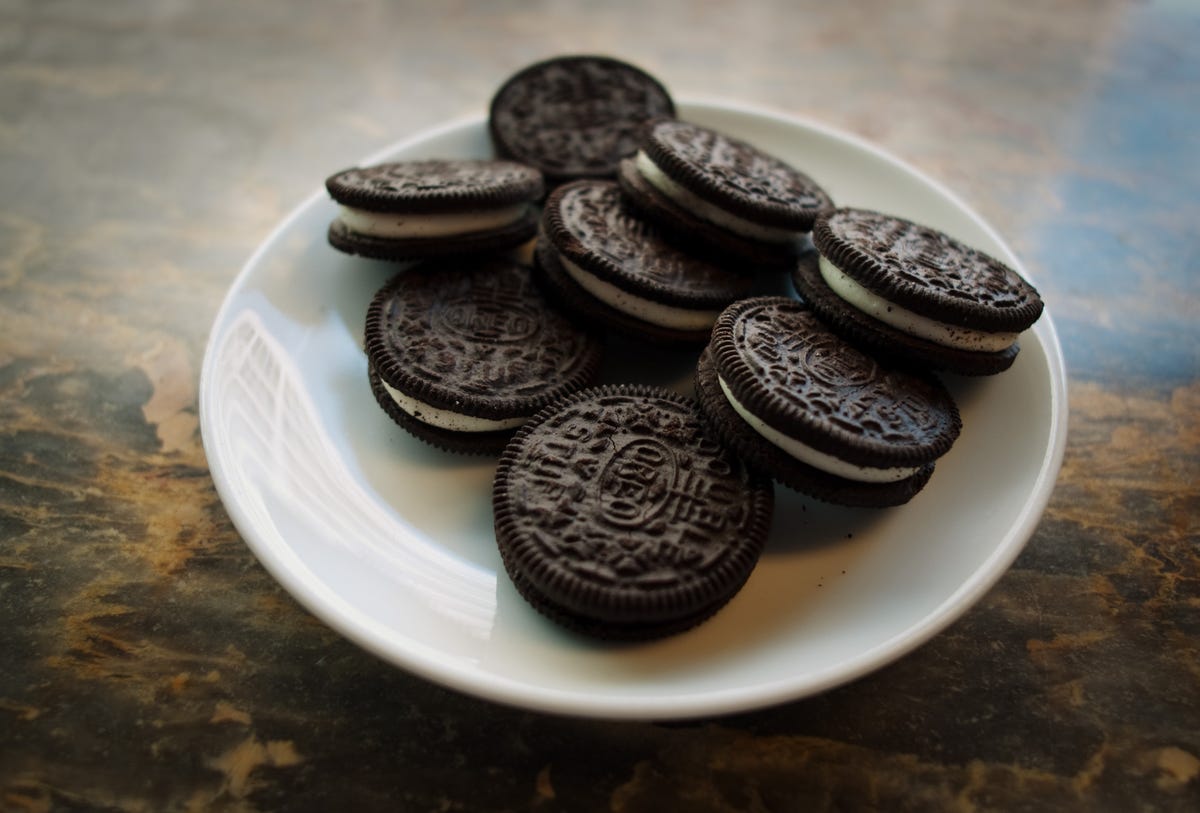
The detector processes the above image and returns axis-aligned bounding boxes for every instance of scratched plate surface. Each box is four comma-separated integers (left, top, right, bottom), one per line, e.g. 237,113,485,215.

199,102,1067,719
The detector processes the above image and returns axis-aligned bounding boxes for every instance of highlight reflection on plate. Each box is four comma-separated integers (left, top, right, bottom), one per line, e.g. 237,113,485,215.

199,101,1067,719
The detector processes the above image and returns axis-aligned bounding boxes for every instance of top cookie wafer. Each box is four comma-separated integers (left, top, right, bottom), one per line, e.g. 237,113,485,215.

326,159,543,213
812,209,1043,331
638,118,833,231
489,55,675,184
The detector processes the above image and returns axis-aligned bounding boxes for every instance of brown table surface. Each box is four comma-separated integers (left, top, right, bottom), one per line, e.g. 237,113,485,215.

2,1,1197,810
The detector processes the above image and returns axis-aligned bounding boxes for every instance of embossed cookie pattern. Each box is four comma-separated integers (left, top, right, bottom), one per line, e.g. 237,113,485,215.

731,301,948,444
503,393,758,588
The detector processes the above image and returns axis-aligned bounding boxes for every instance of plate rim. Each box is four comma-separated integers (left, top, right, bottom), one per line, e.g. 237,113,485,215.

199,98,1069,719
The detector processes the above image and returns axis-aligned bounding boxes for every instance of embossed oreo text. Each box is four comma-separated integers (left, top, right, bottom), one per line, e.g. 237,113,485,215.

507,395,754,586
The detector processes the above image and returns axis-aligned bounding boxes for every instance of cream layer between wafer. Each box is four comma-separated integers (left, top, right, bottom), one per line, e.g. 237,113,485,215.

634,151,798,243
558,255,721,331
717,374,921,483
817,256,1019,352
381,380,525,432
338,203,529,239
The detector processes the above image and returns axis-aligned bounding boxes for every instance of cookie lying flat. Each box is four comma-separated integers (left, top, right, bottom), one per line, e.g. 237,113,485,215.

493,385,773,640
326,159,543,260
795,208,1044,375
695,297,961,507
364,257,603,455
536,180,751,344
489,55,675,185
618,118,833,266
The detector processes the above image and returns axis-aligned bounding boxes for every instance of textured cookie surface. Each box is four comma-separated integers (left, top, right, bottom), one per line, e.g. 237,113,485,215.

543,180,751,307
640,118,833,229
326,159,544,213
364,257,603,428
709,297,961,468
489,55,675,183
812,208,1043,331
493,386,773,639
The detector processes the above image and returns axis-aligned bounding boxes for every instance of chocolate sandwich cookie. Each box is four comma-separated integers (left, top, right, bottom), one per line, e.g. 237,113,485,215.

536,180,752,344
617,118,833,266
364,257,603,454
493,385,774,640
326,159,543,260
489,55,675,185
695,297,961,507
795,208,1044,375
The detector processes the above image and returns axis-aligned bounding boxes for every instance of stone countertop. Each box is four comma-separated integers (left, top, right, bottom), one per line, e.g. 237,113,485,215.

1,1,1196,810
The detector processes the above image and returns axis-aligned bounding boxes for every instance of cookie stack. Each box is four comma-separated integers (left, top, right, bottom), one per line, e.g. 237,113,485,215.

321,54,1045,640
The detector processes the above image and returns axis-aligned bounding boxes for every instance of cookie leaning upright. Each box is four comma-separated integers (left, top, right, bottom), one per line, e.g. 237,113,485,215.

618,118,833,267
489,55,675,186
695,296,961,507
535,180,752,344
795,208,1044,375
325,159,543,260
493,385,774,641
364,256,603,455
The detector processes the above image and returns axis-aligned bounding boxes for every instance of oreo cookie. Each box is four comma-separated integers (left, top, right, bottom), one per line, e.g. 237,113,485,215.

618,118,833,266
493,385,774,640
695,297,961,507
489,55,675,185
796,208,1044,375
326,159,543,261
536,180,752,344
364,257,603,454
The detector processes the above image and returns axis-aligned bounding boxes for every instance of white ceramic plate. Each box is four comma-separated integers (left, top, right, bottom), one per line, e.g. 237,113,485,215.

199,101,1067,720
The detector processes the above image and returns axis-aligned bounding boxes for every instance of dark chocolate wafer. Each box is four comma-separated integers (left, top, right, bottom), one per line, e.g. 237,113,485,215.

489,55,675,184
493,385,774,640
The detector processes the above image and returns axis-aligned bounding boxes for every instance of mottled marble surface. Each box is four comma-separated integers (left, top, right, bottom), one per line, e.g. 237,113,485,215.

1,0,1197,810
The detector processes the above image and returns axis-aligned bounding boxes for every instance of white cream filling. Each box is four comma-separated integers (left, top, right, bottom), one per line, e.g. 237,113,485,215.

381,380,525,432
635,150,798,244
337,203,528,239
559,255,721,331
718,374,920,484
817,256,1019,353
